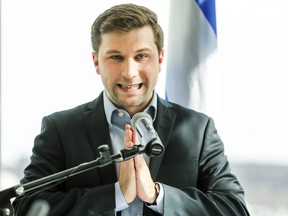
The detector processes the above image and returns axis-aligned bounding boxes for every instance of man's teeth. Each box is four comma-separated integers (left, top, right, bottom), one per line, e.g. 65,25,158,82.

121,84,139,89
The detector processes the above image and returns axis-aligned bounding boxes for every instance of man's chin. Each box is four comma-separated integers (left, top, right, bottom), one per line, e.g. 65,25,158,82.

115,97,147,110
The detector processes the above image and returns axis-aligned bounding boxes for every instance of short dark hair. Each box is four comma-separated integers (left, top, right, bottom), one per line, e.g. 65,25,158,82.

91,4,164,54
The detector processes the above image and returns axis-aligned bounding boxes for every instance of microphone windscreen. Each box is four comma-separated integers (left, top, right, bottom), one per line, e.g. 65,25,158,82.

131,112,152,131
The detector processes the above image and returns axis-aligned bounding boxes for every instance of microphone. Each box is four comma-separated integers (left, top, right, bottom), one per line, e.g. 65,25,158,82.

131,112,164,157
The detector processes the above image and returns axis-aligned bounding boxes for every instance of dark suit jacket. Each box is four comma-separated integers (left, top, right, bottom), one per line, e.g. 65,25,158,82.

13,92,249,216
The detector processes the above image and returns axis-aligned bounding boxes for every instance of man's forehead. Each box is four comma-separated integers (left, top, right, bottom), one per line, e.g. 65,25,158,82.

99,27,156,54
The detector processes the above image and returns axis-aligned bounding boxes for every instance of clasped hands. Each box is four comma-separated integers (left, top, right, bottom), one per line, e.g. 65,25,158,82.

119,125,158,204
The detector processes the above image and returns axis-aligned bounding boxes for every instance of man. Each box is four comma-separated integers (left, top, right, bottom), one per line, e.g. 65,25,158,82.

13,3,250,216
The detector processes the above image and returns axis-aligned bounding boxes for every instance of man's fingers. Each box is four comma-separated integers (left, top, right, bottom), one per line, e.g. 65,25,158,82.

124,125,133,147
119,124,137,203
132,129,139,144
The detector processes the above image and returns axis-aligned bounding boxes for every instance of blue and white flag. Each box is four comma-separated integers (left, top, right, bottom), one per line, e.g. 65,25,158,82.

165,0,217,112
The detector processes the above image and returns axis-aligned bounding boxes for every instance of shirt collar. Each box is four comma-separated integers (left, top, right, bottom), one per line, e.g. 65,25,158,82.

103,90,157,127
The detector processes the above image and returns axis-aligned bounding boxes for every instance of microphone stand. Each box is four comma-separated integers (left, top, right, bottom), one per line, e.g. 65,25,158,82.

0,144,145,216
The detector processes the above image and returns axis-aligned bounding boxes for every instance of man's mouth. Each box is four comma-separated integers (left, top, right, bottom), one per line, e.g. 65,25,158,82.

118,83,143,90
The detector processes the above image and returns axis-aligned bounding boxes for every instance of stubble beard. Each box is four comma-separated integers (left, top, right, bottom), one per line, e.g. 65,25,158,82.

107,87,153,112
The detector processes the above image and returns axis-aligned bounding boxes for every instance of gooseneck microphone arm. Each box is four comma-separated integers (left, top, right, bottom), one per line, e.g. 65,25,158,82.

0,142,164,216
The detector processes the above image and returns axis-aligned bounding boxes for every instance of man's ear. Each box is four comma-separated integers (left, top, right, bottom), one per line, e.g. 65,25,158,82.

159,49,164,65
158,49,165,73
92,52,100,74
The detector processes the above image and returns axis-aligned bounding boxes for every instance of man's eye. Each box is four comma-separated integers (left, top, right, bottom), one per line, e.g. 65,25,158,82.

111,55,123,61
136,54,147,60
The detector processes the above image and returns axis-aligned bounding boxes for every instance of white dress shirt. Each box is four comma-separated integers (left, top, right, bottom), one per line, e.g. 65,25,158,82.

103,91,164,215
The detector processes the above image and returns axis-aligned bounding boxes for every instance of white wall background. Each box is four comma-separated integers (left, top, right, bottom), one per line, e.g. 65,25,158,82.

1,0,288,189
216,0,288,164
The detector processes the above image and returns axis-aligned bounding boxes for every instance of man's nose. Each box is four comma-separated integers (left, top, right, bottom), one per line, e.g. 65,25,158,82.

122,59,138,80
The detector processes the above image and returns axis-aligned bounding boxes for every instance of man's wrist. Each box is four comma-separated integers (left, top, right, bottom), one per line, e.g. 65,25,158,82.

147,182,160,205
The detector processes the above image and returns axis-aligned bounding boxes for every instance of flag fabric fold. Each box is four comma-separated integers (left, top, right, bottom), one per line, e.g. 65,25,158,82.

165,0,217,111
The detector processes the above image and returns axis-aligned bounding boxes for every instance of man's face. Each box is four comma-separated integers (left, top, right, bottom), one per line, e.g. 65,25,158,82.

92,26,164,115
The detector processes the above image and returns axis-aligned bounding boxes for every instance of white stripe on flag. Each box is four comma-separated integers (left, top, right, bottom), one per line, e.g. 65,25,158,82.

165,0,217,112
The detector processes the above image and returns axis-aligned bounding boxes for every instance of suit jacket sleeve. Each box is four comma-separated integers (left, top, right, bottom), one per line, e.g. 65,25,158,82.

147,107,250,216
12,108,117,216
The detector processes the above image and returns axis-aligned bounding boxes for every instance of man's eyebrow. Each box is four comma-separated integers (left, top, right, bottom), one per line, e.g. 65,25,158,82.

105,50,121,55
136,48,152,53
104,48,152,55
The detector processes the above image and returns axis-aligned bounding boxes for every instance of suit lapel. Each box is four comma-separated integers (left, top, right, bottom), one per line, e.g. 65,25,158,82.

149,97,177,180
82,92,117,184
81,93,176,183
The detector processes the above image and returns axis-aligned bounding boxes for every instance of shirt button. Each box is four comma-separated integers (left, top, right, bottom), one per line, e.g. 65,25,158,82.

118,112,124,117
